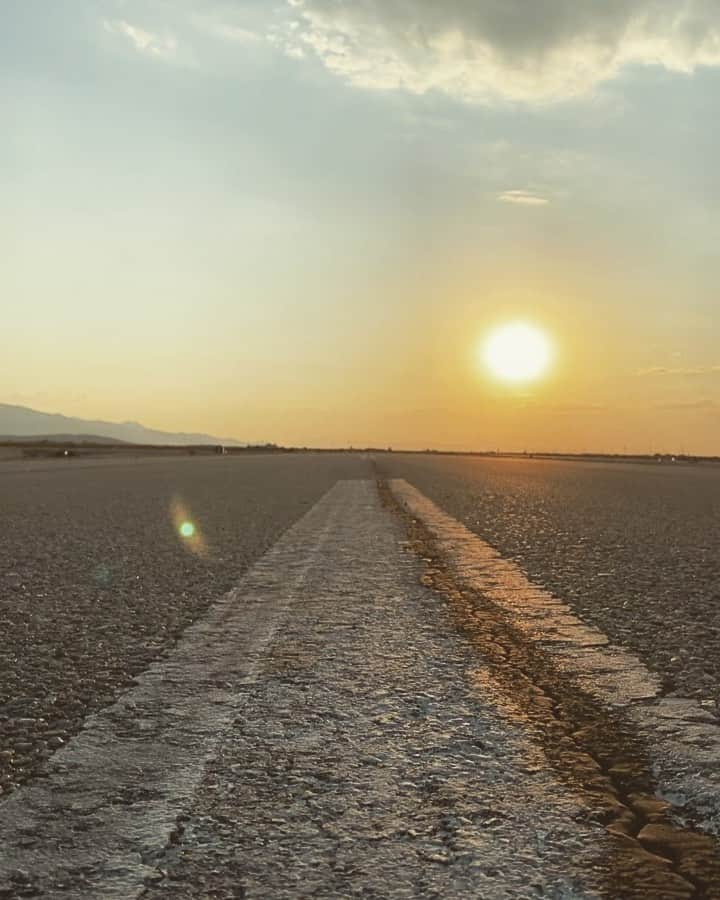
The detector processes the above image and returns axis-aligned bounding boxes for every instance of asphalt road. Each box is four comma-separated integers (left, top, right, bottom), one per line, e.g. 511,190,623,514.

7,476,712,899
0,453,370,796
378,454,720,711
2,452,720,897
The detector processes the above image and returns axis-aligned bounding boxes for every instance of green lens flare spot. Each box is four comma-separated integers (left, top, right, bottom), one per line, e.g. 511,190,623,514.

180,521,196,539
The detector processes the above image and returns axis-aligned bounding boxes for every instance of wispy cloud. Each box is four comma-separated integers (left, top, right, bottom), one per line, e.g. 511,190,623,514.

637,366,720,377
497,189,549,206
104,19,177,60
655,399,719,410
520,400,608,413
274,0,720,104
191,17,261,44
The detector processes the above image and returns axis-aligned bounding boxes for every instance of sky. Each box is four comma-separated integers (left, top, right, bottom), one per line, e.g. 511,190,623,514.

3,0,720,453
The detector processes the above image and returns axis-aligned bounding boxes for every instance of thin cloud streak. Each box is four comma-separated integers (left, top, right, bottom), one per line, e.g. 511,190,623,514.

191,17,261,44
655,399,719,410
519,401,609,413
104,19,177,60
498,190,549,206
637,366,720,377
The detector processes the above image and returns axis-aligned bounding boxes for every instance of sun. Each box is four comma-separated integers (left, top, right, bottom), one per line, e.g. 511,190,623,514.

483,321,553,383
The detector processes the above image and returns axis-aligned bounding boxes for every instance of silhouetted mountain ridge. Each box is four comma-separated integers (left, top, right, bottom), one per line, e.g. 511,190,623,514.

0,404,244,446
3,433,129,445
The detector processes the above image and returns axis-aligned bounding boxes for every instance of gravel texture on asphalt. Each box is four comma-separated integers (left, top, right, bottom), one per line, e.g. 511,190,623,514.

0,453,369,797
142,480,610,899
3,461,718,897
387,477,720,876
376,455,720,711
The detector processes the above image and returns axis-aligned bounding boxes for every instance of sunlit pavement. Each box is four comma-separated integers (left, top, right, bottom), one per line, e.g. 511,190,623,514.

2,459,720,897
1,475,720,897
0,453,369,798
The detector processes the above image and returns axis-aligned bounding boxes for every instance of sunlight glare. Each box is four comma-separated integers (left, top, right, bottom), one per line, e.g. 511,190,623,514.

483,322,553,383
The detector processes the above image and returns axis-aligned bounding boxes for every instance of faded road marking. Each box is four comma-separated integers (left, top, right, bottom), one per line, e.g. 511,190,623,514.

3,477,719,898
0,480,614,899
390,479,659,706
0,483,347,898
142,480,613,898
389,478,720,837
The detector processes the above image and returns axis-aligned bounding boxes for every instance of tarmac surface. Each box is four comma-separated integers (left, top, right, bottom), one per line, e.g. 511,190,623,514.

378,454,720,710
0,454,369,795
2,452,720,897
0,480,616,899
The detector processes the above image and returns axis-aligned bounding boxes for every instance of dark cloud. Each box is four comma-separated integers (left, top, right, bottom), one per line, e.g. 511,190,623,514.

276,0,720,102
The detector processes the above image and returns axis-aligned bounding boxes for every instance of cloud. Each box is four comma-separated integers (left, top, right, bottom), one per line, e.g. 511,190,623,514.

520,401,608,414
655,399,718,409
275,0,720,103
191,17,261,44
498,189,549,206
104,19,177,60
637,365,720,376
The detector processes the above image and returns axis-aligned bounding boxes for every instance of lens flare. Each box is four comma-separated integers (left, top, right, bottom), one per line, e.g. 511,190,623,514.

170,498,208,557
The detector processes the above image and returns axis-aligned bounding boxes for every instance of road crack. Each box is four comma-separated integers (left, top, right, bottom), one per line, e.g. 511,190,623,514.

378,477,720,899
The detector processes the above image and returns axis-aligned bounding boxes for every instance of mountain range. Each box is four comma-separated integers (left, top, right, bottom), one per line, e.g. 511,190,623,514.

0,403,244,446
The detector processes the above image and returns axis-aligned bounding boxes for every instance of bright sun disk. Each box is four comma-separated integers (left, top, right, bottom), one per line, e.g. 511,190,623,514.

483,322,552,383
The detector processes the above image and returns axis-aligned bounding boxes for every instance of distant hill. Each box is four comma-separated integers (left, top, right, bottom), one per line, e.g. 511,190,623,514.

0,404,244,446
1,433,129,445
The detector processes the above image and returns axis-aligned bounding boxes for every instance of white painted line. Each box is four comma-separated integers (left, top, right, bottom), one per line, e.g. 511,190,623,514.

0,483,347,898
389,478,720,835
390,478,659,705
140,479,613,898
